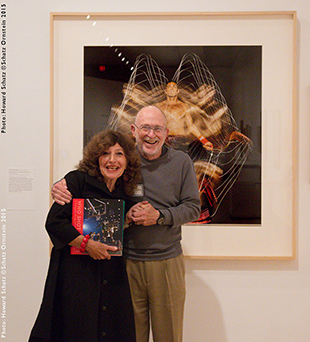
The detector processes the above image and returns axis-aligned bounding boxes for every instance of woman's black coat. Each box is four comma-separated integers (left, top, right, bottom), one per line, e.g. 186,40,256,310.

29,171,136,342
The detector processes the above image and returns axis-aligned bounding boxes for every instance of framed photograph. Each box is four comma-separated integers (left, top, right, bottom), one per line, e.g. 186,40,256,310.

51,12,297,259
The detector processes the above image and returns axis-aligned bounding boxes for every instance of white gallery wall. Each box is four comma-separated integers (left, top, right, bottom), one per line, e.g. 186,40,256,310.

3,0,310,341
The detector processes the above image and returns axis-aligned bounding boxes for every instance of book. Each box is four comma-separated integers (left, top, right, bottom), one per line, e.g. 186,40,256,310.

71,198,125,256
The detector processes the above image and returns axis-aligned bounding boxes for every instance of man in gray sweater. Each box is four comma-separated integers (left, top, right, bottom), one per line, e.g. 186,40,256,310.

125,105,200,342
52,106,201,342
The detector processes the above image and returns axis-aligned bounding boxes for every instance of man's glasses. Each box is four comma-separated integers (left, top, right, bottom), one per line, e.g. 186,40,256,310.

134,124,166,135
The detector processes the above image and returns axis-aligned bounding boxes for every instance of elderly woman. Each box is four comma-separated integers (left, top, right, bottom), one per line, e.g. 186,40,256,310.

29,130,140,342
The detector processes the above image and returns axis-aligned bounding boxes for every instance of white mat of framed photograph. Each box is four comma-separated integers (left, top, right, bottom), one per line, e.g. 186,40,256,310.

51,12,297,259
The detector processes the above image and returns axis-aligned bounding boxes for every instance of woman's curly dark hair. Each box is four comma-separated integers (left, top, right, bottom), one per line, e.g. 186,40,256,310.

77,130,140,196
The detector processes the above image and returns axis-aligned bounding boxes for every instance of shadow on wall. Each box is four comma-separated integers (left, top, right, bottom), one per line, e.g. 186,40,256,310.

184,265,227,342
183,256,298,341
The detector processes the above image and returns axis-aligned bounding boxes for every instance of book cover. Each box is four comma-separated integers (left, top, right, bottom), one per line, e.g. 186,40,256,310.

71,198,124,256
